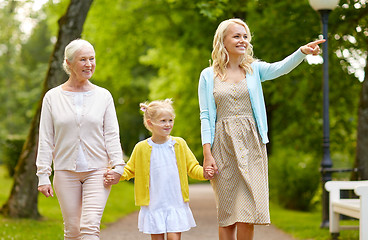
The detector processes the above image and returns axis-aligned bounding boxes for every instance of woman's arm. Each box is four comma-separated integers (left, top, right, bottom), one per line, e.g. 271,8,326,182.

198,69,212,145
203,143,218,175
36,94,54,187
258,39,325,81
198,69,219,175
103,91,125,169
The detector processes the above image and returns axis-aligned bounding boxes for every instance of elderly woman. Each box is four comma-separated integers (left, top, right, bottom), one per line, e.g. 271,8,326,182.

36,39,125,240
198,18,324,240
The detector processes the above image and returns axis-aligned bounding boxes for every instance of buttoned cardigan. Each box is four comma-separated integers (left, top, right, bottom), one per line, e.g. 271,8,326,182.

198,48,306,145
120,137,206,206
36,85,125,186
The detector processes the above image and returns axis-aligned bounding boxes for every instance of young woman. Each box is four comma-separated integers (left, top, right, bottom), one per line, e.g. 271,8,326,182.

198,18,324,240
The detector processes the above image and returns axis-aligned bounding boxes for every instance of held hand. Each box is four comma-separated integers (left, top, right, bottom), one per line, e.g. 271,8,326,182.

204,166,215,180
38,184,54,197
104,170,121,187
203,154,218,175
300,39,326,55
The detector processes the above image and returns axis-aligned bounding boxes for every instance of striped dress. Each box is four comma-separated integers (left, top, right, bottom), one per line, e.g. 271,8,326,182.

211,76,270,227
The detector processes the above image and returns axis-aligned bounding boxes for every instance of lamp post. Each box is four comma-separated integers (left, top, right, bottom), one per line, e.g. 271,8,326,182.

308,0,340,229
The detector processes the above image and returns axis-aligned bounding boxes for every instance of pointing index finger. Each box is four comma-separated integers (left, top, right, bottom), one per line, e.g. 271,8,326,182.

310,39,326,46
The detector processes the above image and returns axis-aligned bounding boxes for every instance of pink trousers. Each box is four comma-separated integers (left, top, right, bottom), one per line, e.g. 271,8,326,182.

53,169,111,240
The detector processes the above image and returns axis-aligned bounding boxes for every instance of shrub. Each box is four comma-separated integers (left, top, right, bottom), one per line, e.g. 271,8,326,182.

269,147,320,211
1,135,25,177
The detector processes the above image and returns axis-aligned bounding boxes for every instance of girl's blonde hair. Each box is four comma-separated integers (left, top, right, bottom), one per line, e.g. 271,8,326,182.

140,99,175,132
63,39,95,75
211,18,255,80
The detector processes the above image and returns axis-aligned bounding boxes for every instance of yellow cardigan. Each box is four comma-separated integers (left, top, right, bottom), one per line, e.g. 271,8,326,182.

120,136,206,206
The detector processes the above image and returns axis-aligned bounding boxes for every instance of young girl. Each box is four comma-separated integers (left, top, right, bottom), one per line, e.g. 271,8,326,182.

113,99,213,240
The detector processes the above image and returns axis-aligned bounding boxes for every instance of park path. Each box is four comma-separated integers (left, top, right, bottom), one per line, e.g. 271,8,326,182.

100,184,296,240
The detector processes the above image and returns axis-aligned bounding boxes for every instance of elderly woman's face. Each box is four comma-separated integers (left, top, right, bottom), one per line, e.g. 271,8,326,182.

68,45,96,80
223,23,249,58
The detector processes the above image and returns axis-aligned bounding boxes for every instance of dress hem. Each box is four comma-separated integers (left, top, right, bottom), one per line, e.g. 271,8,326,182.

218,221,271,227
139,226,195,235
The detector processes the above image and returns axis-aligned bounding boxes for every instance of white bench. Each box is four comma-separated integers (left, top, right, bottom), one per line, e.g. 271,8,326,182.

325,180,368,240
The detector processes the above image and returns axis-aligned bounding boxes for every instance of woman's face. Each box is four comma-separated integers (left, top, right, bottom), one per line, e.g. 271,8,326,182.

223,23,249,58
68,46,96,80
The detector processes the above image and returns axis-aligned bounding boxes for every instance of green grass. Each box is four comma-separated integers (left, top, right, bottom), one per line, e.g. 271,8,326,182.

270,202,360,240
0,166,138,240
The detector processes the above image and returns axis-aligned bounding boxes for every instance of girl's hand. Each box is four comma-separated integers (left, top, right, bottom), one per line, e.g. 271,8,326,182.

103,169,121,187
203,155,218,174
300,39,326,55
38,184,54,197
204,166,215,180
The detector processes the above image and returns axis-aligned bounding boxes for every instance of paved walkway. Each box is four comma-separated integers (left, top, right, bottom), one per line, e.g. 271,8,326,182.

100,184,296,240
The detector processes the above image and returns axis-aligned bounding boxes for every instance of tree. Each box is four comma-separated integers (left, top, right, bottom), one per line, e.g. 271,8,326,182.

356,63,368,179
0,0,94,218
329,0,368,179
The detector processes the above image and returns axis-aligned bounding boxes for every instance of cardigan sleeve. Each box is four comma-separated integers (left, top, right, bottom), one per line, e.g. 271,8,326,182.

36,92,55,186
198,68,212,146
257,48,306,82
181,139,206,181
120,145,137,181
103,91,125,169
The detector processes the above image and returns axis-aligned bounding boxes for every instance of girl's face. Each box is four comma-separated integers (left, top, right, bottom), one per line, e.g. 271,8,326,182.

223,23,249,58
149,111,174,141
68,46,96,81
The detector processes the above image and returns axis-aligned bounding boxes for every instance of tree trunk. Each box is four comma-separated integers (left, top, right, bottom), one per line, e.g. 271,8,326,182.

0,0,94,219
353,54,368,180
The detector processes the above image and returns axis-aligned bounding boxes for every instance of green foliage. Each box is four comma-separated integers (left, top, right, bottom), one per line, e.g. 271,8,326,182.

0,1,51,142
196,0,229,20
269,147,320,211
0,1,22,138
1,135,25,177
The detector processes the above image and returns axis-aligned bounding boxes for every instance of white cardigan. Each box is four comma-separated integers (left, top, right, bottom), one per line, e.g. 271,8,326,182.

36,85,124,186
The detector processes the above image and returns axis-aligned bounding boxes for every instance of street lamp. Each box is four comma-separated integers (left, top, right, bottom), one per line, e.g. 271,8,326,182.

308,0,340,229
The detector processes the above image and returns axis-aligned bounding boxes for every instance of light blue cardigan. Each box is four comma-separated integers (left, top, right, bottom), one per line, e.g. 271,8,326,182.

198,49,306,145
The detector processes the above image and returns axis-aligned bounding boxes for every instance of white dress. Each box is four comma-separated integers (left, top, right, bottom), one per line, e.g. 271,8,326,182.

138,137,196,234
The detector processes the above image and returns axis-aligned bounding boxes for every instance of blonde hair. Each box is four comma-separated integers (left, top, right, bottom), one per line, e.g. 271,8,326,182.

212,18,255,80
140,99,175,132
63,39,95,75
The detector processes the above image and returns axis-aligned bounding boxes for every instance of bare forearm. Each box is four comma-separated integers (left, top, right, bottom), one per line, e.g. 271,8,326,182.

203,143,212,159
